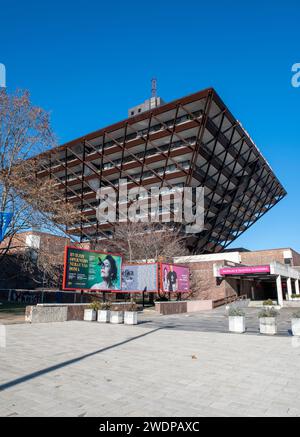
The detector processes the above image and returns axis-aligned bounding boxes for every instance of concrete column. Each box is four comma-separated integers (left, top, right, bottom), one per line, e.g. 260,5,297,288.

287,277,293,300
251,285,255,301
295,280,300,295
276,275,284,307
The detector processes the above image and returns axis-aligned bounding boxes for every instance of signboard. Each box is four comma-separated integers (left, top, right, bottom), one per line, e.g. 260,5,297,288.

0,212,13,242
121,263,158,293
160,263,190,293
63,247,122,291
220,265,270,276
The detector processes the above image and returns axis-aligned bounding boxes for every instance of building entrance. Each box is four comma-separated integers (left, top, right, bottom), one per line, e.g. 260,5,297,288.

216,263,300,306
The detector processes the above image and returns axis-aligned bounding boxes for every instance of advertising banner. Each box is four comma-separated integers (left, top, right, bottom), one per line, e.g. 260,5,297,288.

63,247,122,291
160,264,190,293
121,263,158,293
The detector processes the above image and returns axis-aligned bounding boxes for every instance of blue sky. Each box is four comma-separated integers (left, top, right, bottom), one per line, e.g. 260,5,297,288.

1,0,299,251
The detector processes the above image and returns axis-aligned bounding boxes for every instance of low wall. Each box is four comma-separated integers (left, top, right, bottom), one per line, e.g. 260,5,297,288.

154,298,249,315
155,300,214,315
155,301,187,315
25,305,68,323
226,299,250,309
25,304,90,323
283,301,300,308
67,304,87,321
187,300,213,311
25,302,144,323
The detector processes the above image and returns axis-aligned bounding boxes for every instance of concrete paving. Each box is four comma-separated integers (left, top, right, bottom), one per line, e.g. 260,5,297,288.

138,306,297,335
0,310,300,417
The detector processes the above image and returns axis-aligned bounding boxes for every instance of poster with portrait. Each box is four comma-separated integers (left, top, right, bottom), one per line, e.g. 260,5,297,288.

160,263,190,293
63,247,122,291
121,263,158,293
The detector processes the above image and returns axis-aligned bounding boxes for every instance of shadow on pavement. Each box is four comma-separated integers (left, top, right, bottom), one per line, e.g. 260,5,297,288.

0,326,162,392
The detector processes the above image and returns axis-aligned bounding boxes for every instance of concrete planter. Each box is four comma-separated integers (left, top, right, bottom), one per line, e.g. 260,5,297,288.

110,311,124,324
84,309,97,321
291,297,300,301
291,319,300,336
259,317,277,335
97,310,110,323
124,311,138,325
229,316,245,333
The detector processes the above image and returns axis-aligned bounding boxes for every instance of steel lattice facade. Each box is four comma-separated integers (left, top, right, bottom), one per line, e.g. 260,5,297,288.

36,88,286,254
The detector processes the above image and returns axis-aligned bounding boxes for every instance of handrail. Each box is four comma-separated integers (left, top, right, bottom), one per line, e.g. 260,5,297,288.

213,293,247,308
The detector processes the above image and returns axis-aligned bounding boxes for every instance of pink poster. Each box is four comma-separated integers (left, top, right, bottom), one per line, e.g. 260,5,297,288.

161,264,190,293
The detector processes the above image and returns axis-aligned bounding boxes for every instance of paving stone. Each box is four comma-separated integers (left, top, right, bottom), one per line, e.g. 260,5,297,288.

0,313,300,417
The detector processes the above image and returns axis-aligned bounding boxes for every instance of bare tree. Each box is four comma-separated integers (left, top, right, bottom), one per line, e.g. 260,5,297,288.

20,246,64,288
0,89,81,271
102,221,188,263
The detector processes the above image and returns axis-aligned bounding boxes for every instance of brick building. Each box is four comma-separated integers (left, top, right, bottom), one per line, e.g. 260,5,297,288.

0,231,70,289
0,231,70,260
174,247,300,305
240,248,300,267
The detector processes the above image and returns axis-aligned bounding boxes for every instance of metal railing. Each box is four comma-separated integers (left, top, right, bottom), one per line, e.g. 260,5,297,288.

213,293,248,308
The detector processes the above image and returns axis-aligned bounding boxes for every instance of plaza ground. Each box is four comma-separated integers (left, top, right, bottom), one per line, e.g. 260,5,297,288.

0,308,300,417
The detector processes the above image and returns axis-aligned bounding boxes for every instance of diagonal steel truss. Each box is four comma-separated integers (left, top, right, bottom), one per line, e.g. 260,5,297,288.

35,88,286,253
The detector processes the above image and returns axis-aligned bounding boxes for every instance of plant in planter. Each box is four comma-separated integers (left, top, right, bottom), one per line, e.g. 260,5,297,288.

258,307,279,335
262,299,281,310
124,301,138,325
291,310,300,336
84,300,101,321
228,307,246,333
97,302,111,323
110,304,124,324
263,299,274,306
291,294,300,301
155,295,169,302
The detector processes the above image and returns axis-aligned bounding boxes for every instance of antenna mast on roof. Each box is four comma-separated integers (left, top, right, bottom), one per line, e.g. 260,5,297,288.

128,78,165,117
151,78,157,98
